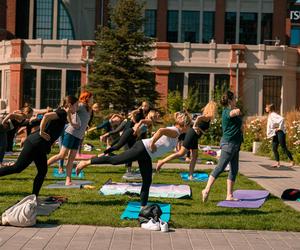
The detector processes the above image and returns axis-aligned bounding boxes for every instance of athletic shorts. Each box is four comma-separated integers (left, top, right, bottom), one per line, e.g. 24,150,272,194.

182,128,199,150
62,132,81,150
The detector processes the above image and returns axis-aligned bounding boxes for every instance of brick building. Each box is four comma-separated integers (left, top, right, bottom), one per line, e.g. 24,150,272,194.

0,0,300,115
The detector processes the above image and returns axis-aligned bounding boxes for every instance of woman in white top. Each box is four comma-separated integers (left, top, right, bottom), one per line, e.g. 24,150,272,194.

76,112,191,207
266,104,294,168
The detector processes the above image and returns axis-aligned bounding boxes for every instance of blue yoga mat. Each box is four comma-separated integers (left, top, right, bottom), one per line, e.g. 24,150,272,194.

180,172,208,182
121,202,171,222
52,168,85,178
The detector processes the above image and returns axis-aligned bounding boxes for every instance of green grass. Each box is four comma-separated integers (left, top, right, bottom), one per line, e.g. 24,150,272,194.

1,165,300,231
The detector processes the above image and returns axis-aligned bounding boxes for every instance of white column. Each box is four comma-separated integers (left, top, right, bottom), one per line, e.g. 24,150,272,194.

257,0,262,44
183,72,189,99
235,0,240,44
209,73,215,100
28,0,35,39
199,0,204,43
280,75,284,115
36,68,41,109
178,0,182,42
61,69,67,100
53,0,58,39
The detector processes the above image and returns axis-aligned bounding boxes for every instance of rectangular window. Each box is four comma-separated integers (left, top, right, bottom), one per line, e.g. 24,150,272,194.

182,11,200,43
203,11,215,43
16,0,30,39
66,70,81,97
215,74,230,91
23,69,37,107
239,12,257,45
188,74,209,108
144,10,156,38
263,76,282,113
34,0,53,39
224,12,236,44
58,1,74,39
167,10,178,42
261,13,272,44
168,73,184,97
41,70,61,108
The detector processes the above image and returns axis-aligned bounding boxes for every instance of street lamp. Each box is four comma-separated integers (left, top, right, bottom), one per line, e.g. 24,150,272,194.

235,49,240,101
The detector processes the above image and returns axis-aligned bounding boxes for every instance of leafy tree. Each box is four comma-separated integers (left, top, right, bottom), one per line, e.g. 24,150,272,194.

88,0,159,111
167,90,183,113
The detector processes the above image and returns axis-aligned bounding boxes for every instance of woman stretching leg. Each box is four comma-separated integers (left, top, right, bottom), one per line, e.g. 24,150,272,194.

157,101,217,179
76,113,190,207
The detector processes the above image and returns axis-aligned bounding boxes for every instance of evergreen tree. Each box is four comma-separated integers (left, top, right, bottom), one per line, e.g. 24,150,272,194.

88,0,159,112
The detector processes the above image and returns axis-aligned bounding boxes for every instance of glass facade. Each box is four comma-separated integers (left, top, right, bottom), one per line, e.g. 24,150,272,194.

34,0,53,39
167,10,179,42
41,70,62,108
144,10,157,38
263,76,282,113
261,13,272,44
168,73,184,97
203,11,215,43
224,12,236,44
16,0,30,39
23,69,37,107
181,11,200,43
188,74,209,108
66,70,81,97
239,12,257,45
215,74,230,91
58,0,75,39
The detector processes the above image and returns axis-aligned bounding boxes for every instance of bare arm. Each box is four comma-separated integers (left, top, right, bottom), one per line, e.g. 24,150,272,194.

229,108,241,117
2,113,25,124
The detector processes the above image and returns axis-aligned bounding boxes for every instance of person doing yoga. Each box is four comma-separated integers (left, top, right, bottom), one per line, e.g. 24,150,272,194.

156,101,217,180
202,91,243,202
0,96,78,196
47,91,93,185
265,103,294,168
76,112,191,207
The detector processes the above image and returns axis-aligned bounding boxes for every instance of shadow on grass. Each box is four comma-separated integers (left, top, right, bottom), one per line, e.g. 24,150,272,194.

67,199,126,206
0,191,31,197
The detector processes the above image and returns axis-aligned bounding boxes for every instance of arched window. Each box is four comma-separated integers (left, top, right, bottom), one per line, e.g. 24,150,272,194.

58,0,75,39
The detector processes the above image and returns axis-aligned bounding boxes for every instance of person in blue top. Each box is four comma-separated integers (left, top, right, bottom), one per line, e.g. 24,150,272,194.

202,90,243,202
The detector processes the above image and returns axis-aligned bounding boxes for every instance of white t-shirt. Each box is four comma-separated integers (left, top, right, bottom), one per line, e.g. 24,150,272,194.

142,126,180,159
266,112,285,138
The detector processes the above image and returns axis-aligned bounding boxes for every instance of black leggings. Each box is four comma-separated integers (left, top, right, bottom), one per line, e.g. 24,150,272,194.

104,128,137,168
0,139,48,196
272,130,293,162
92,141,152,206
6,130,15,152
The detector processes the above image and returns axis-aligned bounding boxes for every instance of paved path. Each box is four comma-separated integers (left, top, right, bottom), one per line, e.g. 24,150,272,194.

1,151,300,249
1,225,300,250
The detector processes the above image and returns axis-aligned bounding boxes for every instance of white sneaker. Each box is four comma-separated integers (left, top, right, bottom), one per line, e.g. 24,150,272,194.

159,219,169,232
141,218,160,231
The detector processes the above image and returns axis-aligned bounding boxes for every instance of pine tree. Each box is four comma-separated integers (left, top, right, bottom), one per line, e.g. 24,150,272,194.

88,0,159,112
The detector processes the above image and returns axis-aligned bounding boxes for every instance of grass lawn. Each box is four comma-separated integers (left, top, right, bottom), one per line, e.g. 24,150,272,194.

1,165,300,231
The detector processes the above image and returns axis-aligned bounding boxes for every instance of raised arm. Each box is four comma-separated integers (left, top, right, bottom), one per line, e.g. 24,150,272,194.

229,108,242,117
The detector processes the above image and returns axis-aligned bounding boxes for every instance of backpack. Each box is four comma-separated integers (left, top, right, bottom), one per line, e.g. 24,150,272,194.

281,189,300,201
138,204,162,224
2,194,37,227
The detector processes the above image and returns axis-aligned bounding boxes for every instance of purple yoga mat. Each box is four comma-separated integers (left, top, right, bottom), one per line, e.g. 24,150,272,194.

233,190,269,200
217,199,266,208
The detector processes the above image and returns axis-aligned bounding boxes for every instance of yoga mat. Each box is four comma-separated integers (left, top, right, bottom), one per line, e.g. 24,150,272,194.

233,190,269,200
217,199,266,209
122,172,142,182
180,172,208,182
121,201,171,222
297,198,300,202
100,182,191,198
45,180,93,189
75,153,96,160
259,164,295,171
37,196,68,216
52,168,85,178
217,189,269,208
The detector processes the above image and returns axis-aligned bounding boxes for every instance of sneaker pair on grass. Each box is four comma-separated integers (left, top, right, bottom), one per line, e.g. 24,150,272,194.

141,218,168,232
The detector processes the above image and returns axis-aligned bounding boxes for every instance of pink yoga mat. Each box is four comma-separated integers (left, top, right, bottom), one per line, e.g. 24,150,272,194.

75,154,96,160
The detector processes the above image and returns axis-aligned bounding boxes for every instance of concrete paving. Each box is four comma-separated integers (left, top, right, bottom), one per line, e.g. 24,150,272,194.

1,151,300,249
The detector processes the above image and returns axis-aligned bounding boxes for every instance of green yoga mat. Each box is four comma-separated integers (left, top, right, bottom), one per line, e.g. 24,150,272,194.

121,202,171,222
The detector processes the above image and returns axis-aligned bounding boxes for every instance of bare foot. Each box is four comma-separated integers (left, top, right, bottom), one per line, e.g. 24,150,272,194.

58,167,64,174
188,175,193,181
271,163,280,168
76,161,88,175
291,161,295,167
185,157,191,162
65,181,73,186
156,160,164,172
202,189,209,202
226,196,239,201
